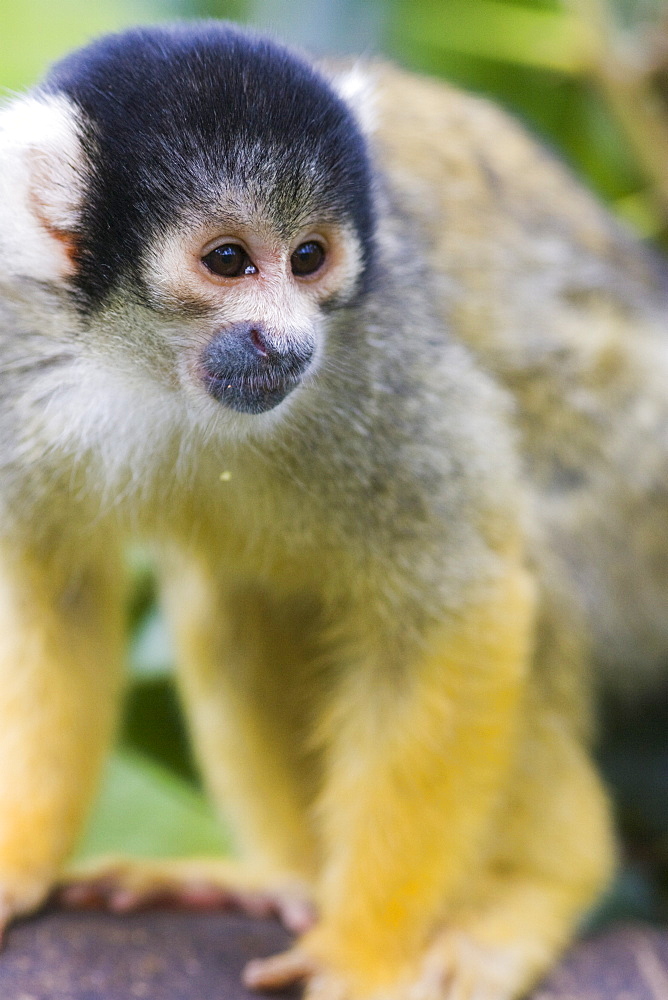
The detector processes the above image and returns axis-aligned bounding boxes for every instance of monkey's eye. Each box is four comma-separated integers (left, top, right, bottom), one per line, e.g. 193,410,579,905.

291,241,325,277
202,244,257,278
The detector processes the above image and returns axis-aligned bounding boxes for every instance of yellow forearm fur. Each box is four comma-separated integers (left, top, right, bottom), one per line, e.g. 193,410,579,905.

0,543,125,913
309,560,536,990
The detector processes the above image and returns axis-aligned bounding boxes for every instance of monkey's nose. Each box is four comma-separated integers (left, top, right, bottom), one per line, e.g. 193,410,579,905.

199,322,314,414
248,326,269,357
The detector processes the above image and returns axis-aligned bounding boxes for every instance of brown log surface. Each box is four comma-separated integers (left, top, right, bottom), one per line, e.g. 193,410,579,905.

1,910,668,1000
0,908,300,1000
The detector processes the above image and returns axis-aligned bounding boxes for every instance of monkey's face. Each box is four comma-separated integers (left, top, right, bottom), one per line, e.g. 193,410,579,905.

141,211,363,416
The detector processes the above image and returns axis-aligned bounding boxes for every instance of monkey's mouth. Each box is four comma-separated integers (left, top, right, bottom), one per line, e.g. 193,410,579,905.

201,370,303,414
199,327,314,414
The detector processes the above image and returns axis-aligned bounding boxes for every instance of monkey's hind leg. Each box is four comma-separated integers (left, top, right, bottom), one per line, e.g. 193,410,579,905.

0,538,126,938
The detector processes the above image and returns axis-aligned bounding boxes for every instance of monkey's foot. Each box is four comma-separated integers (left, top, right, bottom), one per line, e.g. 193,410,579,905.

57,856,315,934
242,927,550,1000
404,928,549,1000
244,945,321,991
243,944,357,1000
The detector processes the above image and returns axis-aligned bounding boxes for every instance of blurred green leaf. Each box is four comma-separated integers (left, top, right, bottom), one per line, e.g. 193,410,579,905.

391,0,651,232
75,749,233,860
614,190,664,237
121,676,198,782
397,0,590,73
0,0,184,92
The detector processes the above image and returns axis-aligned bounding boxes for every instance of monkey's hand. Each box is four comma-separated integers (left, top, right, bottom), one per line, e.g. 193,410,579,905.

58,856,316,934
241,923,558,1000
241,935,542,1000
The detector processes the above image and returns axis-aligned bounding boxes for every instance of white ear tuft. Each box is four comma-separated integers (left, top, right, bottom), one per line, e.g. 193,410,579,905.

0,93,86,280
330,63,377,136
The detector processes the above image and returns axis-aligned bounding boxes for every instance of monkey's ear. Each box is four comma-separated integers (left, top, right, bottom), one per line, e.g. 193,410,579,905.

329,63,377,136
0,93,86,279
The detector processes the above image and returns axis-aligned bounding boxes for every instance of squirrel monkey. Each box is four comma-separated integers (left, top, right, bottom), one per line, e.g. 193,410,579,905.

5,19,668,999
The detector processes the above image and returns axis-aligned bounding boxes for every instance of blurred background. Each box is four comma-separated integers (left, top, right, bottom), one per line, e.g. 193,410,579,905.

2,0,668,923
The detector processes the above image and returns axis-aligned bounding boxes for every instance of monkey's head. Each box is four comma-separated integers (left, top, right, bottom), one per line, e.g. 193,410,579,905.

0,23,375,422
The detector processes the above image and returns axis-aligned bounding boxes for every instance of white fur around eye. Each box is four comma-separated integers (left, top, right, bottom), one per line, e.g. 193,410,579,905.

0,93,86,280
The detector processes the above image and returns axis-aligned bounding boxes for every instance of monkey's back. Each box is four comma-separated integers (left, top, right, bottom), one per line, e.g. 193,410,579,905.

372,64,668,681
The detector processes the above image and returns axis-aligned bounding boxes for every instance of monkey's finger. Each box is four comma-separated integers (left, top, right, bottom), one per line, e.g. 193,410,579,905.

57,877,238,912
243,946,319,990
58,874,317,932
275,894,317,934
56,877,147,910
102,882,238,913
226,888,317,933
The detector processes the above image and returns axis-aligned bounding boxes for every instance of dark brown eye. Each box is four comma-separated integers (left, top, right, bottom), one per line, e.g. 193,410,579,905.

202,244,257,277
291,241,325,277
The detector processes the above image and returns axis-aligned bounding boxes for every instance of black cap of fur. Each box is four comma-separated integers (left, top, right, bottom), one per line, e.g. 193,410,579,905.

42,22,375,311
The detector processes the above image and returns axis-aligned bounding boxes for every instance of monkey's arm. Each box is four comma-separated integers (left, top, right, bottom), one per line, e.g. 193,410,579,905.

161,559,322,882
59,555,323,928
246,553,537,994
0,536,126,934
244,555,613,1000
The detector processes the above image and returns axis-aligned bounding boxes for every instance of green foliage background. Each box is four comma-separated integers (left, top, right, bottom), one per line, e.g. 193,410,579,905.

1,0,666,918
